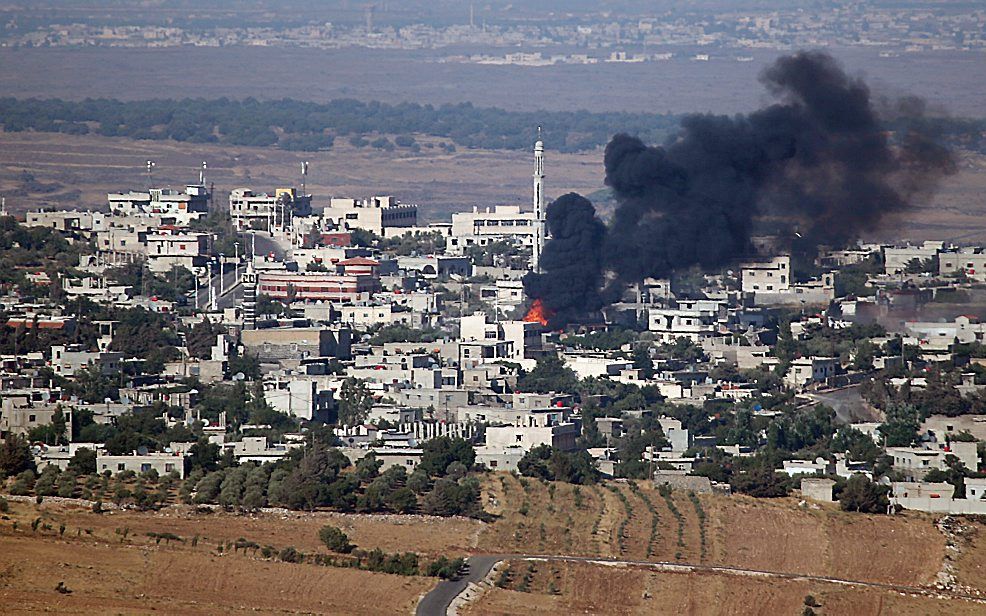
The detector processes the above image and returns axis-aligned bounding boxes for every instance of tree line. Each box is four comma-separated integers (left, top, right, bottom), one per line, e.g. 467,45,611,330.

0,96,680,152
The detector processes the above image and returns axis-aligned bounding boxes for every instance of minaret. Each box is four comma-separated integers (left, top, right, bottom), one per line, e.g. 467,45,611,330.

532,127,546,273
242,261,258,330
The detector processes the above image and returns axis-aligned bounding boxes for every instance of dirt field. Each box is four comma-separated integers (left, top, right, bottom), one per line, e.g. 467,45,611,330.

0,475,977,614
464,561,985,616
0,130,602,222
2,130,986,242
478,475,945,588
4,497,481,558
0,500,440,615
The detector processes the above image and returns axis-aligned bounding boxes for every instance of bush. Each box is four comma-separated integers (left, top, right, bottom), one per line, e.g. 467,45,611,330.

319,525,354,554
279,546,302,563
838,474,890,514
0,496,8,513
426,556,465,580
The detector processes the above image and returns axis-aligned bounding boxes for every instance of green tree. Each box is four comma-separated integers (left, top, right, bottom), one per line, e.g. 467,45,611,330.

420,437,476,477
67,447,97,475
879,403,921,447
838,474,890,513
0,434,35,478
187,318,223,360
319,525,354,553
517,355,578,394
337,378,373,426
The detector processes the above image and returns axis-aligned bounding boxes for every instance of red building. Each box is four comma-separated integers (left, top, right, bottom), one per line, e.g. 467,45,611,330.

258,271,379,302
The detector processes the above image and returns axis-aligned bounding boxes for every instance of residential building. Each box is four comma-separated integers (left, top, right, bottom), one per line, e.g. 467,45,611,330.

97,452,186,478
321,196,417,235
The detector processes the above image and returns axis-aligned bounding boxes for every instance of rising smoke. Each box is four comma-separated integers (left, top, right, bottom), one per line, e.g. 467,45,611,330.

523,193,607,328
524,50,956,326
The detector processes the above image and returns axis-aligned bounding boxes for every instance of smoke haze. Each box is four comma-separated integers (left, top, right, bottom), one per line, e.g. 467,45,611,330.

525,50,956,326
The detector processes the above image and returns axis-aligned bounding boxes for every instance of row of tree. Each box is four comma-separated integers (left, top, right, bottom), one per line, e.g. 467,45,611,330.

0,96,681,152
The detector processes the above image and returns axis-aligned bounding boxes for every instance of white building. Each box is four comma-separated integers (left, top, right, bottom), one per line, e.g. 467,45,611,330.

784,357,838,389
883,241,943,274
144,229,213,272
229,187,312,232
741,256,791,293
108,184,210,222
97,452,186,478
648,300,726,343
485,422,579,452
321,196,417,236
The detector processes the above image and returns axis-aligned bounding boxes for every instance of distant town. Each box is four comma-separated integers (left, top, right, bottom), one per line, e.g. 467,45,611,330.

4,3,986,55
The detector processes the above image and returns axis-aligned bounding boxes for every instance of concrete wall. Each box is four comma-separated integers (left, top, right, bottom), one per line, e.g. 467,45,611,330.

653,472,713,494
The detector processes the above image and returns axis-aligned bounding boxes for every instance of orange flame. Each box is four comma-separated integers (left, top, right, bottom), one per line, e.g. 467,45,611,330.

524,298,552,326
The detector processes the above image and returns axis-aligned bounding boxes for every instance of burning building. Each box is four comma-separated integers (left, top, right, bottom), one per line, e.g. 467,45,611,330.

524,50,955,328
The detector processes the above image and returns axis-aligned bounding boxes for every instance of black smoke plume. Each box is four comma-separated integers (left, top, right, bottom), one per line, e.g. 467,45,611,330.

525,51,955,326
523,193,606,329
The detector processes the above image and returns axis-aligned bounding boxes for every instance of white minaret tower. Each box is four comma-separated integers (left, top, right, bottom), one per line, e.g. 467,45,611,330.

532,127,546,273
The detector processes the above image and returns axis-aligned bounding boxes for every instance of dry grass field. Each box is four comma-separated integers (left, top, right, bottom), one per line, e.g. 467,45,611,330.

478,474,944,587
0,500,442,615
463,561,985,616
2,130,986,243
0,130,602,222
1,473,984,614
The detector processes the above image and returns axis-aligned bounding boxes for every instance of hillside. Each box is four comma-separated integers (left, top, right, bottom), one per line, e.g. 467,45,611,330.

2,473,982,614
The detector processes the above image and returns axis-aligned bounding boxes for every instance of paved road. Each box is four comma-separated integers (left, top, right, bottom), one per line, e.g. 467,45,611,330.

245,231,288,260
415,555,502,616
191,265,242,310
415,552,985,615
806,384,871,423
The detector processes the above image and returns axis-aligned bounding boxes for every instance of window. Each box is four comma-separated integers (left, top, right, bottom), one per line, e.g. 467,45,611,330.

29,414,36,422
165,464,175,472
141,463,152,472
490,460,498,468
516,435,523,442
117,463,126,471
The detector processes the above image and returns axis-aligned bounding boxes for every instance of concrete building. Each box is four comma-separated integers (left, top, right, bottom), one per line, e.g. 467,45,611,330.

887,441,979,480
241,326,352,362
97,452,186,478
321,196,417,236
227,436,298,464
257,270,379,303
397,255,471,279
890,481,986,514
229,187,312,232
264,378,335,421
460,312,541,363
784,357,838,389
143,229,213,273
883,241,943,274
741,256,791,294
341,447,424,474
449,205,536,251
485,422,579,452
50,345,123,377
648,300,726,343
939,248,986,281
108,184,210,222
922,414,986,442
801,477,835,502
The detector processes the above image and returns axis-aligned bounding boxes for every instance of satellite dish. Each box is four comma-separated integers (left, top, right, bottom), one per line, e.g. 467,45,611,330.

137,446,149,455
233,372,246,381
